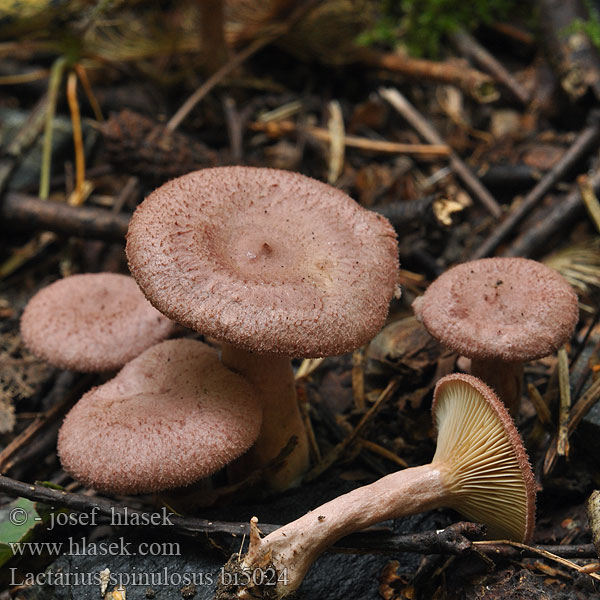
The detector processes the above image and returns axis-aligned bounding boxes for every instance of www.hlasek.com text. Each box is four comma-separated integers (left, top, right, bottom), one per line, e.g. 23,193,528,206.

10,536,180,558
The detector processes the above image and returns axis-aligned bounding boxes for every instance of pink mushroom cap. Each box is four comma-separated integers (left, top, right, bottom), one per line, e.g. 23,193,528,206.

57,339,262,494
413,258,578,362
126,167,399,357
20,273,176,372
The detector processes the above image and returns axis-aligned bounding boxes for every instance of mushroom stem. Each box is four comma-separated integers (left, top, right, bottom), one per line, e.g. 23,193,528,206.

221,343,310,489
470,359,523,418
239,464,446,598
216,374,536,600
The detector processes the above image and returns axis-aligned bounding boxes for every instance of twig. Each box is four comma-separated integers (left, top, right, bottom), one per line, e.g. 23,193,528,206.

326,99,345,184
303,379,399,482
0,373,92,474
360,49,498,102
505,167,600,257
379,87,502,218
0,193,130,241
449,28,530,104
544,376,600,475
248,120,450,156
0,93,49,197
473,116,600,258
167,0,324,132
39,57,67,200
556,347,571,457
66,71,86,206
472,539,600,581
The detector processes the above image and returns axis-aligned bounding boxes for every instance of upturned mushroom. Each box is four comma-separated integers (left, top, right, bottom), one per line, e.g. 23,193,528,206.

126,166,399,488
58,339,262,494
217,373,536,599
21,273,176,372
413,257,578,417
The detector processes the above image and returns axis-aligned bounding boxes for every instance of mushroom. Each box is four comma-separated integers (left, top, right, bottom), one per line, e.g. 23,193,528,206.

20,273,176,372
217,373,535,599
57,339,262,494
412,257,578,417
126,166,399,488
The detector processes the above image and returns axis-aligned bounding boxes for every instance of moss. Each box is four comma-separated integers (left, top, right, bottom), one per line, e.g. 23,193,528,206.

564,0,600,50
357,0,522,57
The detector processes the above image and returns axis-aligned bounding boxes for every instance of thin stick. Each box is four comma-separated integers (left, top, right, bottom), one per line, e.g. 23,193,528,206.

474,117,600,258
544,377,600,475
0,192,130,241
66,71,86,206
472,540,600,582
303,379,399,482
449,29,530,104
249,120,450,156
379,87,502,218
0,92,49,196
556,347,571,457
39,56,67,200
73,63,104,122
506,168,600,257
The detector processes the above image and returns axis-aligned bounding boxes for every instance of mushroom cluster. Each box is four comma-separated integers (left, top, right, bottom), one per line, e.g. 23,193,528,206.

126,166,400,488
217,374,536,599
413,257,578,416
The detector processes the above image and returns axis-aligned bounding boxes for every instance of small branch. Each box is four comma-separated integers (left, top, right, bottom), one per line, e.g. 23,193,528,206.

505,167,600,257
303,379,399,482
0,193,130,241
360,49,498,103
449,29,530,104
473,115,600,258
544,376,600,475
380,87,502,218
0,373,92,475
0,93,49,197
249,120,450,156
556,347,572,457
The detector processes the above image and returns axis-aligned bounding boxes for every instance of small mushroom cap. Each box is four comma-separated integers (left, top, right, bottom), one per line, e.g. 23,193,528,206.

58,339,262,494
126,167,399,357
413,258,578,362
21,273,176,372
432,373,536,542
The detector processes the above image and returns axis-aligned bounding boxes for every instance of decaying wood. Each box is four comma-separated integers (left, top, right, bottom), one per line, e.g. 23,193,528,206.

0,193,130,241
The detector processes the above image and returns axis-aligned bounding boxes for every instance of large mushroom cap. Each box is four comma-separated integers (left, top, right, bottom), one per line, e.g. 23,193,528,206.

20,273,176,372
126,167,399,357
413,257,578,362
432,373,536,542
58,339,262,494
